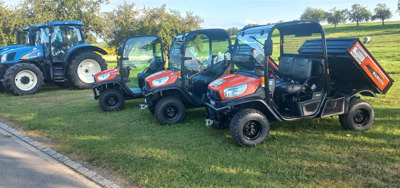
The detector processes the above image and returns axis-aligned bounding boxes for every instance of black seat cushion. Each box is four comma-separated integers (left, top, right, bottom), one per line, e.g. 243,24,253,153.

137,73,151,88
291,58,312,80
192,74,215,94
275,80,303,94
278,57,295,77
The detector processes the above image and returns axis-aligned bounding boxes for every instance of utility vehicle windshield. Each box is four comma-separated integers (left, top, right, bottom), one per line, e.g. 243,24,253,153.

232,27,270,74
122,36,162,69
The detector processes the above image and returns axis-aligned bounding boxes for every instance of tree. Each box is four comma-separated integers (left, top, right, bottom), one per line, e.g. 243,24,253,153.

347,4,372,26
20,0,109,41
0,2,26,46
326,8,347,28
300,7,327,23
372,3,392,25
103,3,203,57
226,27,239,36
398,0,400,15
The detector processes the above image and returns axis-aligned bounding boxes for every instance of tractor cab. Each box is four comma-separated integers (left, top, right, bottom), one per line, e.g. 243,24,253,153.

143,29,232,124
92,35,165,111
0,21,107,95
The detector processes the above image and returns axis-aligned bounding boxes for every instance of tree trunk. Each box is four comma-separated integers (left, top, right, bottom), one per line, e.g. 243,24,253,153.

357,21,359,27
334,24,337,28
382,19,384,25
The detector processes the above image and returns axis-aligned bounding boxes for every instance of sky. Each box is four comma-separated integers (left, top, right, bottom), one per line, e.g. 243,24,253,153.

2,0,400,28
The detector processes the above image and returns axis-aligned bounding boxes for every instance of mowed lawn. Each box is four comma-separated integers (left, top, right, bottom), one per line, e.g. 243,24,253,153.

0,22,399,187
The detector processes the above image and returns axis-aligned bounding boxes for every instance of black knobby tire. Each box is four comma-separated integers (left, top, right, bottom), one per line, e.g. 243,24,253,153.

99,89,125,111
148,105,155,115
0,82,7,92
230,109,270,147
67,51,107,89
3,63,44,95
154,96,186,125
339,98,374,131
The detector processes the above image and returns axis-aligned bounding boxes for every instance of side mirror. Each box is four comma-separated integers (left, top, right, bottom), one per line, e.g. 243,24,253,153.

264,39,273,56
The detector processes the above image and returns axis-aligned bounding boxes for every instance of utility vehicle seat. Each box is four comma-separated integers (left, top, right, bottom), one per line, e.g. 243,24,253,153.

275,57,313,94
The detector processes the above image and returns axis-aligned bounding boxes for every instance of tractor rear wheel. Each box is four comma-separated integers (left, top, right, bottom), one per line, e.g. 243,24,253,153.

67,51,107,89
4,63,43,95
99,89,125,111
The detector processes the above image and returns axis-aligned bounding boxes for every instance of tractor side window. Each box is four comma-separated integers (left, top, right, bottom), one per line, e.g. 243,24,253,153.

50,26,84,62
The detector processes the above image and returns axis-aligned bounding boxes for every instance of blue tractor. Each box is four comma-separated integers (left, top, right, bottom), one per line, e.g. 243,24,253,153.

0,21,107,95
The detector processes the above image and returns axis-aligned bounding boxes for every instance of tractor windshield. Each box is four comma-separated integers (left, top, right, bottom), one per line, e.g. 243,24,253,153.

51,26,84,62
232,28,270,74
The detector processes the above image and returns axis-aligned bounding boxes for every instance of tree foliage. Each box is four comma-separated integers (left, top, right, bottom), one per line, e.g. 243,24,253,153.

103,3,203,55
226,27,239,36
347,4,372,26
300,7,327,23
372,3,392,25
326,8,346,28
21,0,108,41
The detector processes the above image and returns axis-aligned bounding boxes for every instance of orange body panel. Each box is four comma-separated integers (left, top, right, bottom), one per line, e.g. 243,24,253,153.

145,70,179,88
209,73,261,100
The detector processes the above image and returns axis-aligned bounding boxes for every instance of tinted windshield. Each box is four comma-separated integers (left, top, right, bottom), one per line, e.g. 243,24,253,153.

122,36,162,69
232,32,269,72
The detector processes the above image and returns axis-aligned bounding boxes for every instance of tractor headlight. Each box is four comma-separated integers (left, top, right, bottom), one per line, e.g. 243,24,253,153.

223,84,247,98
97,72,110,81
152,76,169,87
1,54,6,63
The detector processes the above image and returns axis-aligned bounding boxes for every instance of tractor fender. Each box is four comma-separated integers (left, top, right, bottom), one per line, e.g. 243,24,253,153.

17,60,47,79
63,44,107,65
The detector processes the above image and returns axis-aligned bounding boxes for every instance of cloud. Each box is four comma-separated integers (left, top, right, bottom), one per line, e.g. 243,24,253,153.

244,19,257,25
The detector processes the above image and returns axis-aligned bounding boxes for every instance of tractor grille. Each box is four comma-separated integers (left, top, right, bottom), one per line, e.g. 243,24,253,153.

208,89,222,101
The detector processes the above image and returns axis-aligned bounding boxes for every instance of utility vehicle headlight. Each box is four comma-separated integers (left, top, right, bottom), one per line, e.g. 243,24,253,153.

1,54,6,63
152,76,169,87
97,72,110,81
223,84,247,98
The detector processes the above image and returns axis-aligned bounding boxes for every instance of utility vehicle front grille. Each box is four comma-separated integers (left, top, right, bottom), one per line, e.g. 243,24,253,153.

208,89,222,101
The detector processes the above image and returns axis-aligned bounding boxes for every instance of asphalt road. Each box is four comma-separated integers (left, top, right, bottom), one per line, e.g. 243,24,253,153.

0,128,101,188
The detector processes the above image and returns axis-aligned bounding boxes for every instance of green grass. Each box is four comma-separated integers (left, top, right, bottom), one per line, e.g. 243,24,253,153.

1,21,399,187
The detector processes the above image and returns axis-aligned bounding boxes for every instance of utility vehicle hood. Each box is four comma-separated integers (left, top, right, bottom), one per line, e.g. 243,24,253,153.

145,70,179,88
94,68,119,83
209,73,261,100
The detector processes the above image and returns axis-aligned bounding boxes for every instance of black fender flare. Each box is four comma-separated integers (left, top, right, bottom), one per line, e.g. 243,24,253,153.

343,90,378,114
62,45,108,72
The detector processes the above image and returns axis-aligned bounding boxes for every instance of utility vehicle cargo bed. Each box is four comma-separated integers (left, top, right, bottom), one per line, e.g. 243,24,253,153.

300,38,394,94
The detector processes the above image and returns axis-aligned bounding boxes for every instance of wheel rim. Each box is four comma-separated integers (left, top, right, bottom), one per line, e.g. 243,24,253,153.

15,70,38,91
77,59,101,84
164,105,178,119
353,109,369,127
106,96,118,106
243,120,262,140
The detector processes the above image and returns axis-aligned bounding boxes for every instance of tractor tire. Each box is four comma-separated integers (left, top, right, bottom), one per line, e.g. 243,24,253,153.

99,89,125,111
339,98,374,131
0,82,7,92
67,51,107,89
3,63,43,95
154,96,186,125
230,109,270,147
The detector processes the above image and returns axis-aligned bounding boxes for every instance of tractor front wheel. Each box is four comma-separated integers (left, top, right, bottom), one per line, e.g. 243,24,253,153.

67,51,107,89
154,96,186,125
99,89,125,111
4,63,43,95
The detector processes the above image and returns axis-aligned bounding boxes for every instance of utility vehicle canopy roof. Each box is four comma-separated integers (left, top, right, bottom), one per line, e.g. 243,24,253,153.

272,20,324,36
185,29,230,41
23,21,84,31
